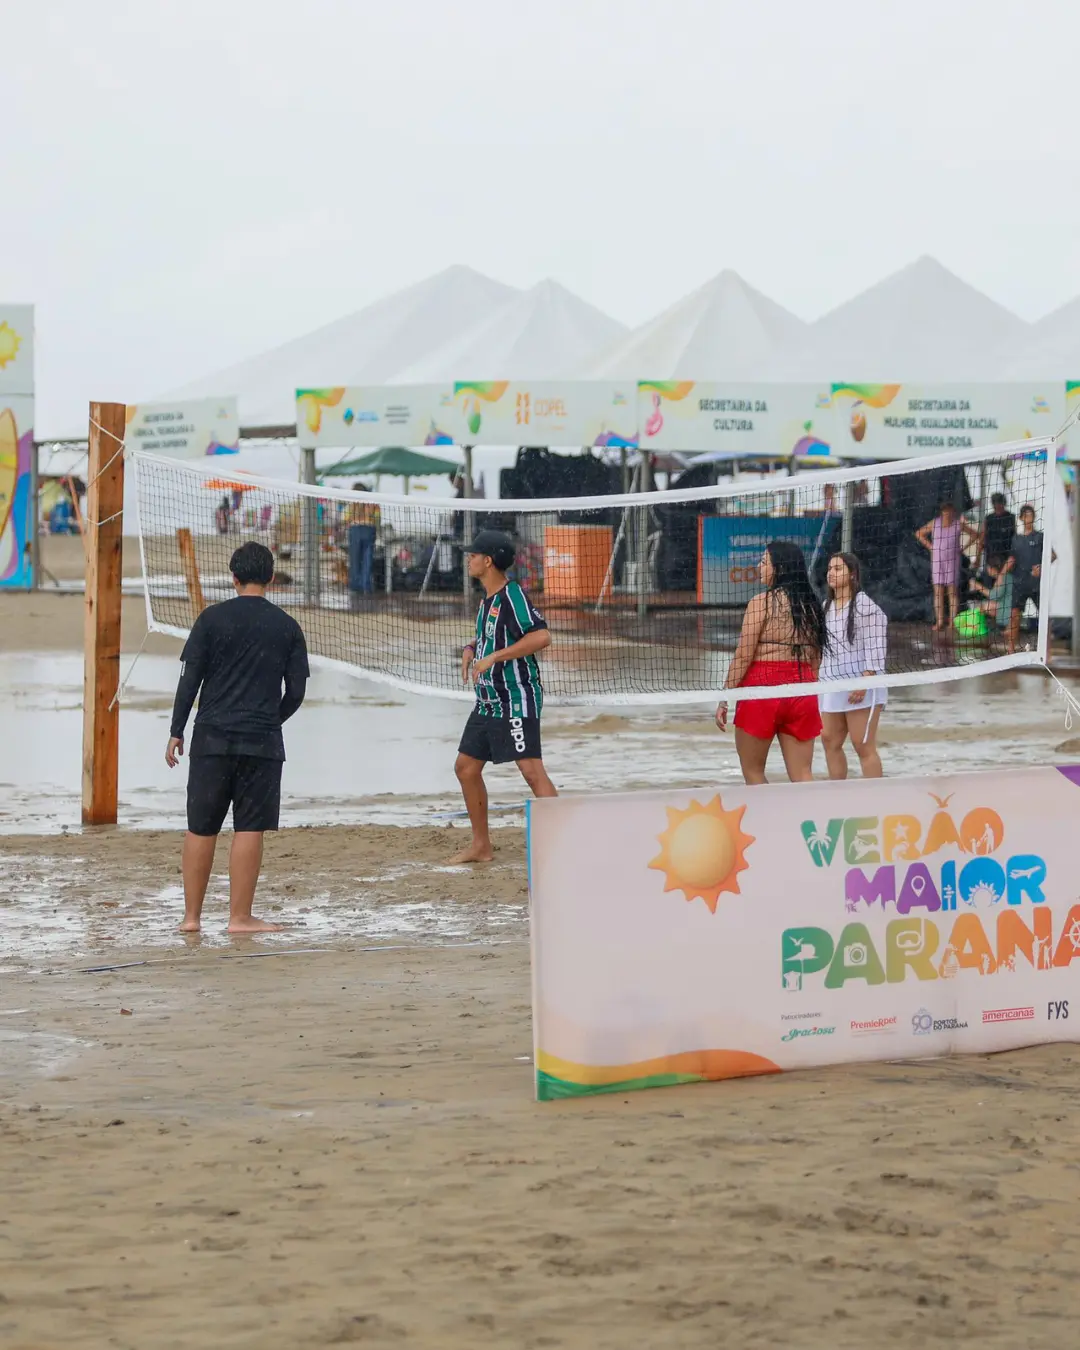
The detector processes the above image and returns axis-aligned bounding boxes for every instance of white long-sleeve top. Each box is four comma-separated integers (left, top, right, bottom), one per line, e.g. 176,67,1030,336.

820,591,888,682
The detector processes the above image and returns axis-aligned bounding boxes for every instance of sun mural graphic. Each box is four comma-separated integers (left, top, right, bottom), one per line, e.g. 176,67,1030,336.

0,322,22,370
648,797,754,913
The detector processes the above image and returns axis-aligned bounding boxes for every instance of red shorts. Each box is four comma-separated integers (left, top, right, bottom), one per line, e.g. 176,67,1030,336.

733,661,822,742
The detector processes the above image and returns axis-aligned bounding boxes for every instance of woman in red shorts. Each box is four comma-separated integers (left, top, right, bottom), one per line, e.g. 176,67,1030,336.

715,539,827,784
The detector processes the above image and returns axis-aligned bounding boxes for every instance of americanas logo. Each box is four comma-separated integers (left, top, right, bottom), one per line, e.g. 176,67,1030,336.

983,1006,1035,1024
850,1016,898,1035
912,1008,969,1035
781,1025,836,1042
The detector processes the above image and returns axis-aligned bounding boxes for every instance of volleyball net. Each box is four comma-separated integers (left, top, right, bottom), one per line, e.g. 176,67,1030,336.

132,438,1057,704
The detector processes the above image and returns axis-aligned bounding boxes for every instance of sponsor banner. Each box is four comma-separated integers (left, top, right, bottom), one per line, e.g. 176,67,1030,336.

297,384,456,450
529,765,1080,1101
125,397,239,459
826,383,1061,460
447,381,638,449
699,516,825,605
297,381,638,449
0,305,33,396
0,394,33,588
638,381,831,457
297,379,1074,456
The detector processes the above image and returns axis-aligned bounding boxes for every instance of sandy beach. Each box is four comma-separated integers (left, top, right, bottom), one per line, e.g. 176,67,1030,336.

3,588,1080,1348
3,823,1080,1350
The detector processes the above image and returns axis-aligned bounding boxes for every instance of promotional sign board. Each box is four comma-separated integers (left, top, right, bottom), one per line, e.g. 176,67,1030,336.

638,381,831,457
0,394,33,588
698,516,829,604
297,385,456,450
529,767,1080,1100
125,397,239,459
0,307,34,588
0,304,33,396
826,383,1061,460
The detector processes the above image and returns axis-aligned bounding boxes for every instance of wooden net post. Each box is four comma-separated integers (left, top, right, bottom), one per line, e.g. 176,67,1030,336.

82,402,126,825
177,527,206,616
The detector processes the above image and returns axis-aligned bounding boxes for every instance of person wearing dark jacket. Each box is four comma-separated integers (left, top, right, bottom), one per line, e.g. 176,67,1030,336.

166,542,309,933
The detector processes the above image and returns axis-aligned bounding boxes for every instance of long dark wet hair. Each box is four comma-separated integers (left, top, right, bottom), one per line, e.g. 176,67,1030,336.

766,540,827,657
826,551,862,646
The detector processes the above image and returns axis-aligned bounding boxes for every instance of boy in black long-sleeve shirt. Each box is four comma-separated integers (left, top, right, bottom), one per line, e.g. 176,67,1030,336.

167,541,309,933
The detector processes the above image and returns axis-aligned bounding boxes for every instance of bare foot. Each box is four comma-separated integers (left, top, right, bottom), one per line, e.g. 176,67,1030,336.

227,917,286,934
447,845,494,865
177,919,201,933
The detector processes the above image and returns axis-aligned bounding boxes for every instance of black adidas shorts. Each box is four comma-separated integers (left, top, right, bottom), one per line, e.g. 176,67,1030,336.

458,708,542,764
187,754,283,836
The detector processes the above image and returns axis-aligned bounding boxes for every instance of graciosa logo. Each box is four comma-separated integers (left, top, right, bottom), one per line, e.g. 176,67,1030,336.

648,797,754,914
782,791,1068,991
781,1025,835,1042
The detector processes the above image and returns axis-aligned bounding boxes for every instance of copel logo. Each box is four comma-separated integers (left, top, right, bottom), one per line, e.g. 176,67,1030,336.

516,392,530,425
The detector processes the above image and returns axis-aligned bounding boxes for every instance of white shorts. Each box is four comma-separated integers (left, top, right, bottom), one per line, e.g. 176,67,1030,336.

819,687,887,716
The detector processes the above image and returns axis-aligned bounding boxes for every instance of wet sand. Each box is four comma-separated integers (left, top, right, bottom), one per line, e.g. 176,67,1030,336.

1,826,1079,1349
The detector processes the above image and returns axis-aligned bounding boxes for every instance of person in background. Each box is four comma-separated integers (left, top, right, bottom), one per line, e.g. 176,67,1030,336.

969,559,1014,634
1000,503,1055,654
819,553,887,779
980,492,1016,571
166,542,309,934
715,540,826,785
346,480,381,599
916,501,979,632
215,495,231,535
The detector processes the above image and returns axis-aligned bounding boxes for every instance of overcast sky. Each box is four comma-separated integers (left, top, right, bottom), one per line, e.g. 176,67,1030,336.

5,0,1079,434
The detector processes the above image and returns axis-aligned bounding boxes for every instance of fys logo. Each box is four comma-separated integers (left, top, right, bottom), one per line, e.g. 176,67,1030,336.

648,796,754,914
782,792,1069,991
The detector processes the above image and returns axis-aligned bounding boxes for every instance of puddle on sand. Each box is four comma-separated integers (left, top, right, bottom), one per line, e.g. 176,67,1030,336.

0,1029,94,1081
0,863,527,969
3,654,1074,836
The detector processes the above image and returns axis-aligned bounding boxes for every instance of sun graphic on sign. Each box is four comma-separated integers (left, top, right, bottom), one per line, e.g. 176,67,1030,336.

0,322,21,370
648,797,754,913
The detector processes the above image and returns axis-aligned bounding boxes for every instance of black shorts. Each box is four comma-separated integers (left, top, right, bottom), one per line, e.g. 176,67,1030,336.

458,708,542,764
187,754,283,836
1013,576,1040,612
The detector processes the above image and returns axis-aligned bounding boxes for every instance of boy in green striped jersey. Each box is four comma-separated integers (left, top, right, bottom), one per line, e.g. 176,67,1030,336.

451,529,557,864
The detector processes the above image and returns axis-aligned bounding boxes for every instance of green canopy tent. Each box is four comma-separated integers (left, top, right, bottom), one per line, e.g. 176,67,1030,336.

318,446,468,599
318,446,461,493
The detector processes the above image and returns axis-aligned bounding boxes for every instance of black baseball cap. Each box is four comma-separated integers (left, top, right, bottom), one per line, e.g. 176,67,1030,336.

465,529,516,571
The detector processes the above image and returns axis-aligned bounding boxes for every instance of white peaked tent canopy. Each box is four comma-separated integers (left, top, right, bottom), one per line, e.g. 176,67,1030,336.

583,269,806,379
393,279,627,381
154,265,519,429
997,294,1080,379
761,256,1029,381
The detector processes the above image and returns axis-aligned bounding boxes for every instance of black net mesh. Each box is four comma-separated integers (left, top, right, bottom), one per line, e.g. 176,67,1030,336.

133,446,1054,704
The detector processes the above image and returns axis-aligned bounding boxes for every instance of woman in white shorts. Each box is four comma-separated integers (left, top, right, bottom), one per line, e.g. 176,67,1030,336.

819,552,887,779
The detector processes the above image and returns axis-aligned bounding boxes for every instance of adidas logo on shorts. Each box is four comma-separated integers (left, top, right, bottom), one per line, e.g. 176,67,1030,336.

509,717,526,754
